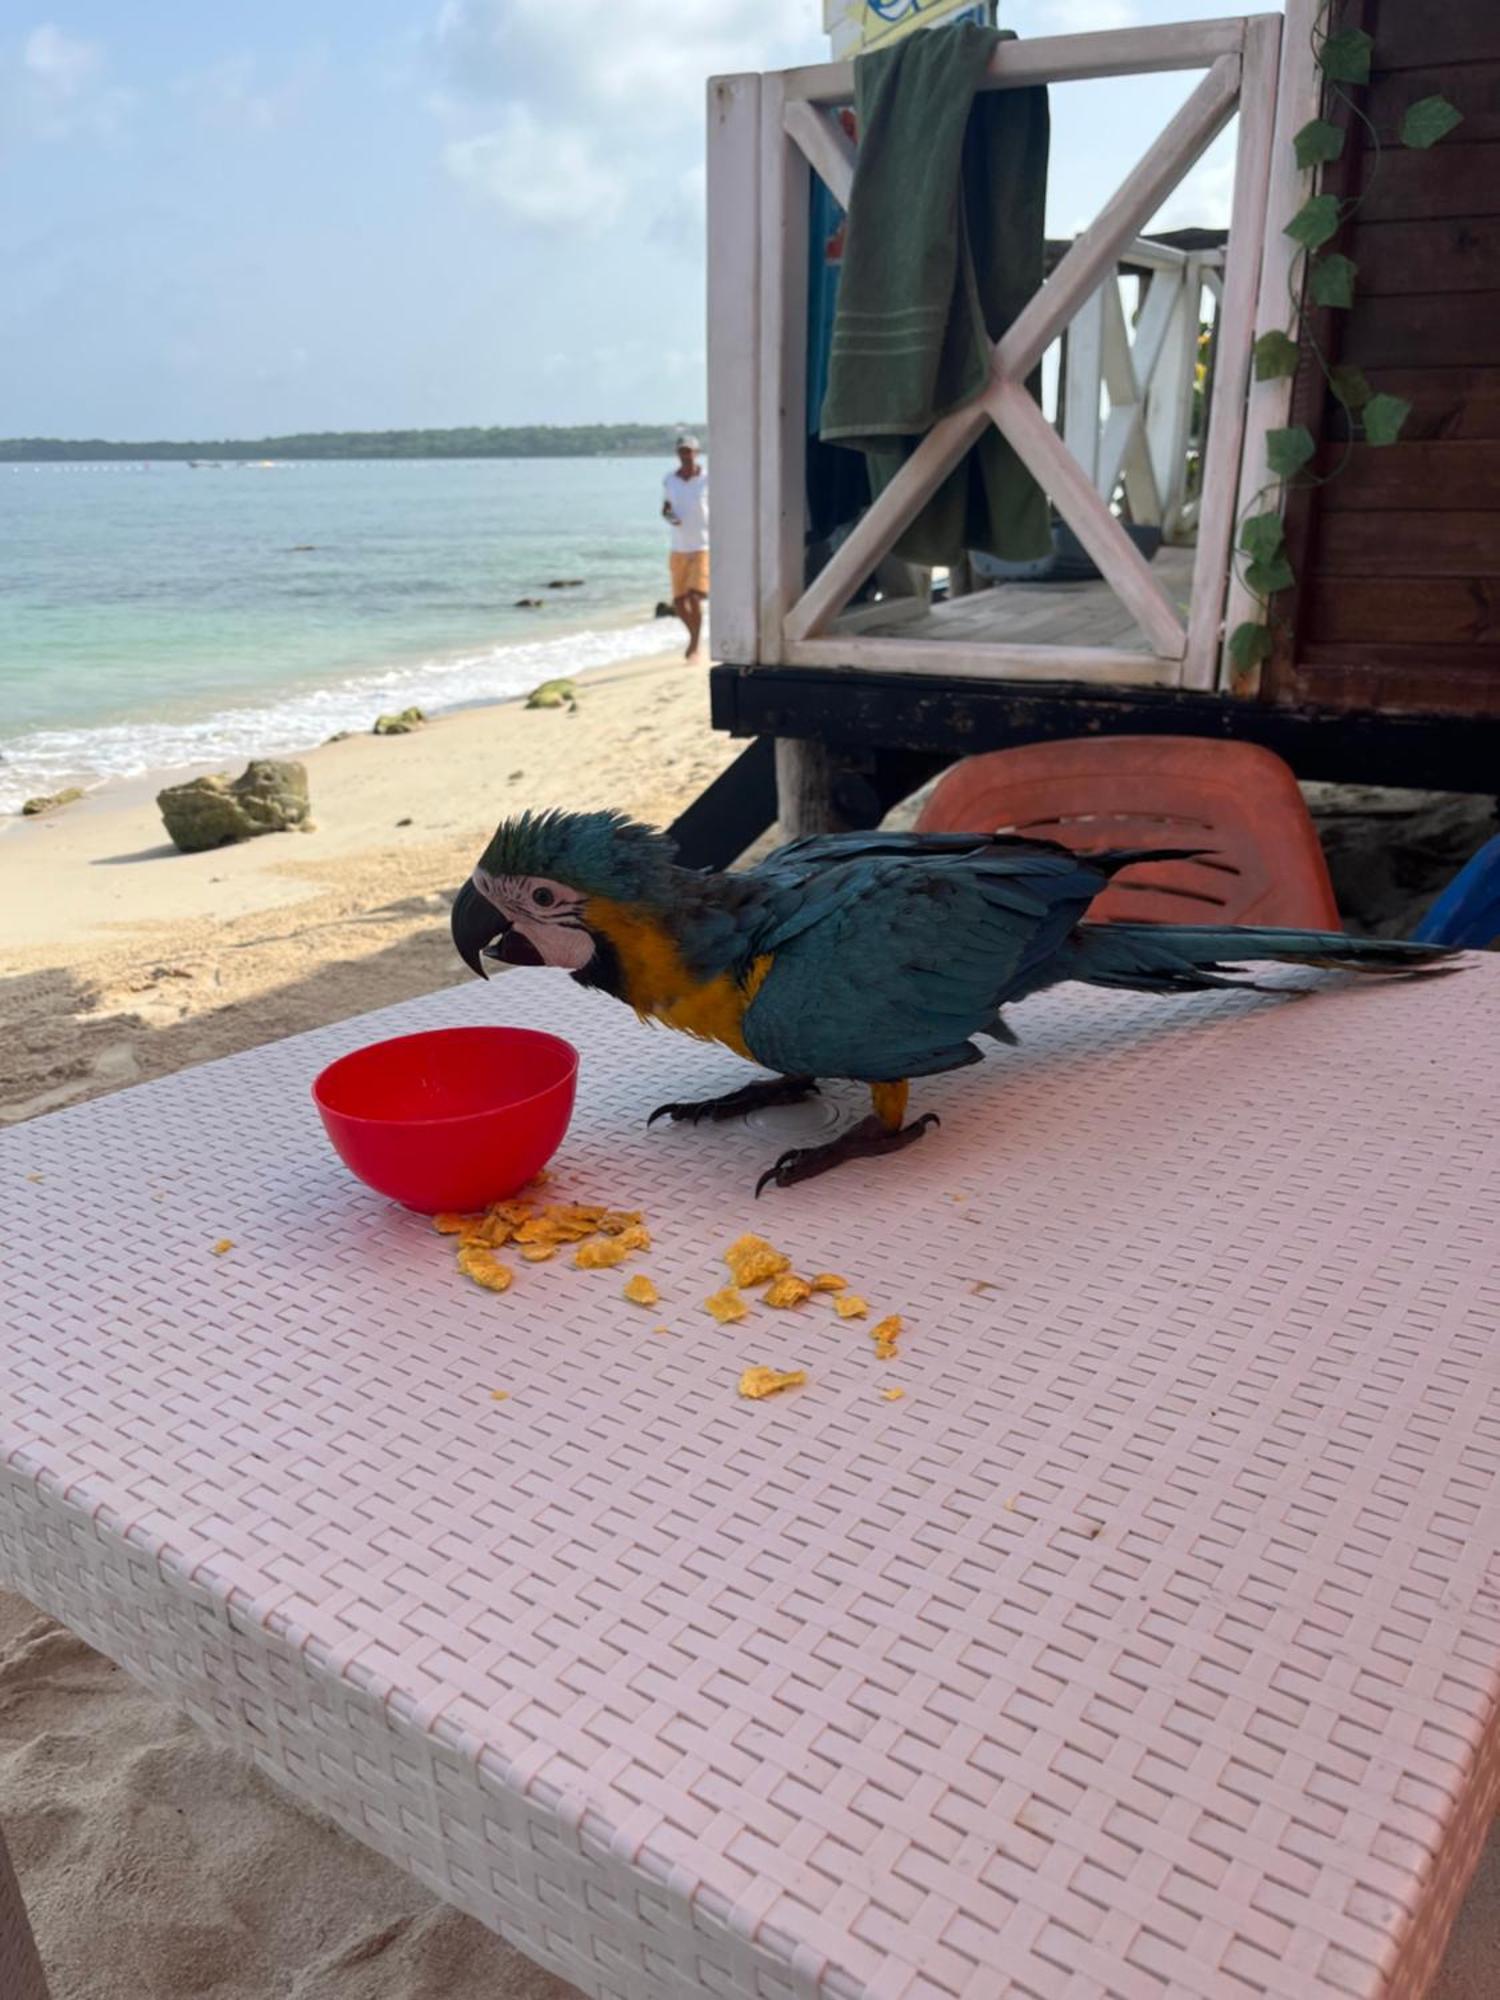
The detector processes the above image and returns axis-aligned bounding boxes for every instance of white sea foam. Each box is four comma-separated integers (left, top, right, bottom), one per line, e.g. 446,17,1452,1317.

0,615,679,814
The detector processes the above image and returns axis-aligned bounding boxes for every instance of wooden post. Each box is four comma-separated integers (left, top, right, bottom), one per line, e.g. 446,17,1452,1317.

706,75,761,666
756,73,810,664
0,1822,50,2000
1182,11,1283,689
1220,0,1324,692
774,739,851,838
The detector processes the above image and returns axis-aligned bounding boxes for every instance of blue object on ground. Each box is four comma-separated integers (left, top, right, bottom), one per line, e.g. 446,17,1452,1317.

1411,832,1500,947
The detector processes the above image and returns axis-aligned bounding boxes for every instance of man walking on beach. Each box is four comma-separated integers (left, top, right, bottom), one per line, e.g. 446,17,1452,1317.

661,434,709,662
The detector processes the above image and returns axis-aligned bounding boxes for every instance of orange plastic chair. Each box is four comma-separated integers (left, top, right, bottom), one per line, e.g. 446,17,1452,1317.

914,736,1341,928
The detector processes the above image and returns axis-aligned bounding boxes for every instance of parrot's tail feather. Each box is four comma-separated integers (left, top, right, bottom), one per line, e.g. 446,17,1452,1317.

1067,921,1458,997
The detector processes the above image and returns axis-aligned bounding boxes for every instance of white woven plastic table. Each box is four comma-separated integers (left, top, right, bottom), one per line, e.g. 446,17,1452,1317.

3,964,1499,2000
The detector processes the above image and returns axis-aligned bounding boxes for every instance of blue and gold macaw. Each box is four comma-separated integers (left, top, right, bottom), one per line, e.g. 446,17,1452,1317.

451,810,1452,1193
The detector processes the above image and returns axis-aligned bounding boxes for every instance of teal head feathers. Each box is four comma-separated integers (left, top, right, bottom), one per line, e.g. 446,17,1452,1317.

450,809,680,980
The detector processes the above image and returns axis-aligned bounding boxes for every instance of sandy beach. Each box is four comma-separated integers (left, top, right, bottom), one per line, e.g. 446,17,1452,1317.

0,647,733,1999
2,660,1497,1998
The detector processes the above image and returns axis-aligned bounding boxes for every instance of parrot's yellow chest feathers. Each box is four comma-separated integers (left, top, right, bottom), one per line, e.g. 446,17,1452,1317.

584,899,771,1060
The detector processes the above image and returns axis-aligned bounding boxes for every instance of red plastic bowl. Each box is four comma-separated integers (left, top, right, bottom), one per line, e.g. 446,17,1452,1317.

312,1026,578,1213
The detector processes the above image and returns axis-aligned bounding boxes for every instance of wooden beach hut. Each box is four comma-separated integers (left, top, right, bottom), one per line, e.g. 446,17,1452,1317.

677,0,1499,862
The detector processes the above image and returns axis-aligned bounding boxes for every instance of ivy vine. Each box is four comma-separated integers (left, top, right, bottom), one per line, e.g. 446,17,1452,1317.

1225,13,1463,683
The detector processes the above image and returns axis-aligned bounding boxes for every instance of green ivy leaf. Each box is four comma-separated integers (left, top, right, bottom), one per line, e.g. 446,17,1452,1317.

1294,117,1346,169
1228,621,1274,671
1239,511,1286,564
1285,194,1342,250
1246,553,1297,597
1266,425,1317,477
1328,363,1372,410
1310,253,1358,309
1401,95,1463,149
1253,330,1301,380
1362,392,1412,446
1318,28,1373,85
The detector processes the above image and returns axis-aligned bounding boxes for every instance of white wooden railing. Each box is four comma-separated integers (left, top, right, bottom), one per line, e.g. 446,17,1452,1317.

707,6,1320,694
1061,236,1223,547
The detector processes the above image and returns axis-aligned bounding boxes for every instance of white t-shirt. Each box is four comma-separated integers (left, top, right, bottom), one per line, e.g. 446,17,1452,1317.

662,467,709,553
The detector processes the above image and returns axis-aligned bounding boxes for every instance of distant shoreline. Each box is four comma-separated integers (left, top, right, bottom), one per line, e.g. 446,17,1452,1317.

2,423,708,464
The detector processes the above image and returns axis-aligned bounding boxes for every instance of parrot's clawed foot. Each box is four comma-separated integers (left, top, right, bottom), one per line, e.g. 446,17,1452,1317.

755,1112,940,1197
648,1075,819,1128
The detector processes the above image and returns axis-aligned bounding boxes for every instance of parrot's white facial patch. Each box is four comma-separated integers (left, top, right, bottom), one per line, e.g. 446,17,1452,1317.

472,868,596,971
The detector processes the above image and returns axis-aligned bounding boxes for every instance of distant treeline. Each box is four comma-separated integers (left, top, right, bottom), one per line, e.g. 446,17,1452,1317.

0,424,708,463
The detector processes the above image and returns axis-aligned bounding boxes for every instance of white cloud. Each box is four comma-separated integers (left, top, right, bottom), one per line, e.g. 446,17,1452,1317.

428,0,816,248
1151,146,1236,230
444,106,624,229
17,22,131,138
434,0,811,128
1044,0,1142,29
651,162,706,252
175,52,323,133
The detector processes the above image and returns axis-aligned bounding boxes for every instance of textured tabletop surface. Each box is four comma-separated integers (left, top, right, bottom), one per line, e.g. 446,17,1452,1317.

3,962,1500,2000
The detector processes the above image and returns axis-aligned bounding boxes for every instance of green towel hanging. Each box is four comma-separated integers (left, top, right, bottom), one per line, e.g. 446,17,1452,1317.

819,21,1052,568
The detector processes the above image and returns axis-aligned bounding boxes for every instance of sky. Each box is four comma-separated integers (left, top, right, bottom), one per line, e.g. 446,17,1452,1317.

0,0,1272,439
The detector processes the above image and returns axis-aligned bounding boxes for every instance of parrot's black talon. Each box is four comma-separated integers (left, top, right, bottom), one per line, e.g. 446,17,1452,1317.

648,1075,820,1133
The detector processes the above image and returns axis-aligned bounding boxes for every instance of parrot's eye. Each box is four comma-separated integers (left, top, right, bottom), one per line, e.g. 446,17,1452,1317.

532,886,556,909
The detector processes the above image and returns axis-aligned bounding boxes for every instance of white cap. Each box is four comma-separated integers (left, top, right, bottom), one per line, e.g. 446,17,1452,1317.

676,432,700,450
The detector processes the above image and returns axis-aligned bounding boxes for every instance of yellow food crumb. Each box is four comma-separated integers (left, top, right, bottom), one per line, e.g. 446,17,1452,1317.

598,1209,645,1235
490,1389,510,1402
457,1244,514,1293
880,1386,905,1401
653,1324,669,1335
432,1212,476,1236
574,1237,629,1270
834,1293,869,1320
212,1239,234,1256
487,1198,535,1227
519,1243,557,1263
25,1172,44,1185
870,1313,902,1358
810,1273,847,1293
615,1222,651,1253
704,1285,750,1325
764,1273,812,1310
738,1365,807,1400
623,1274,660,1307
725,1233,791,1287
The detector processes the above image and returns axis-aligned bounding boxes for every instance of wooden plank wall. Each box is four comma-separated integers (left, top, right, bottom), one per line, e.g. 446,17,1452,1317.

1269,0,1500,716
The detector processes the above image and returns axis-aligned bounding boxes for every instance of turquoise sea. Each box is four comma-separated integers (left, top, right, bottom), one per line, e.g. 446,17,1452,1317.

0,457,687,815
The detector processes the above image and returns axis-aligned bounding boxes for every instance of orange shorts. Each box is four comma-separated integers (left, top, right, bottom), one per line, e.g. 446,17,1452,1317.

670,550,710,598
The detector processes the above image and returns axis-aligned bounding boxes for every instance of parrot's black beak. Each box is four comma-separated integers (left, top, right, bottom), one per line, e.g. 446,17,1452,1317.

451,880,548,977
451,878,498,978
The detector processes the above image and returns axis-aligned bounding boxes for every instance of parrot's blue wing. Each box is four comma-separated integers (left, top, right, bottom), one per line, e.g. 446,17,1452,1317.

741,849,1107,1082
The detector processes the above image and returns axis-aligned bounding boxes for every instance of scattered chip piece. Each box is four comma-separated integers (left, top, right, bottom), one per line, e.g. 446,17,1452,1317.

432,1212,476,1236
599,1209,645,1236
652,1323,669,1335
25,1173,44,1185
870,1313,902,1358
212,1239,234,1257
738,1365,807,1400
574,1237,629,1270
725,1233,791,1287
615,1223,651,1253
764,1272,813,1310
490,1389,510,1402
457,1244,514,1293
519,1243,557,1263
810,1273,847,1293
880,1386,905,1401
834,1293,869,1319
623,1274,660,1307
704,1285,750,1325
